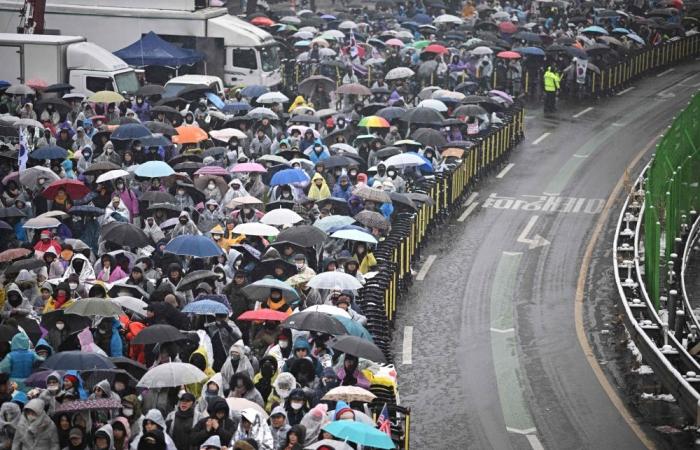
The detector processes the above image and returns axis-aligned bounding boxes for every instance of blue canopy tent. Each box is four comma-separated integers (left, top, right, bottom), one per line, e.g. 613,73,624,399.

114,32,204,68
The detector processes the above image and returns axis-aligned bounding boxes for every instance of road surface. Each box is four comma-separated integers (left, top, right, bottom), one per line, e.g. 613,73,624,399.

393,60,700,449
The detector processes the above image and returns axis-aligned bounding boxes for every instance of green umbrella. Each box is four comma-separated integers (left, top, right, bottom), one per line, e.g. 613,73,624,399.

412,39,431,49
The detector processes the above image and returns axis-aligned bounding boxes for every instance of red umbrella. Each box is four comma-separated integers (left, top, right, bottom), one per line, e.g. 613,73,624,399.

497,50,522,59
498,22,518,33
26,78,48,90
423,44,448,54
237,309,290,322
251,16,275,26
42,179,90,200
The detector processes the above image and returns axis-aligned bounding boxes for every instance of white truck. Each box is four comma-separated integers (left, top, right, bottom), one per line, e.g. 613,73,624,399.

0,0,282,87
0,33,140,94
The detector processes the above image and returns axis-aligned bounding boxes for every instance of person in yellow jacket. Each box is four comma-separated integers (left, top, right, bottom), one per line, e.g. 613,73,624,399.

354,242,377,274
187,346,215,398
307,173,331,201
543,66,561,113
288,96,308,113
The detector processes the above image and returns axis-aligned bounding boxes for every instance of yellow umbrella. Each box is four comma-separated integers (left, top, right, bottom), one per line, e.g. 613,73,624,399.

88,91,125,103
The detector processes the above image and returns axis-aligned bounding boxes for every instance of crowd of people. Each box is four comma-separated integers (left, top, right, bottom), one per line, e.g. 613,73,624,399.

0,0,695,449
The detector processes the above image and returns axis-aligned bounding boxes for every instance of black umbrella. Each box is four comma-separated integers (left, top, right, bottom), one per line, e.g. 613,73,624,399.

177,270,219,292
375,146,402,159
411,128,447,147
132,324,186,345
101,222,150,247
277,225,328,248
173,161,203,173
361,103,385,116
376,106,406,121
40,309,91,331
453,104,487,117
155,97,188,109
202,146,227,159
35,97,72,112
175,182,206,205
282,311,348,335
401,107,444,125
316,197,351,215
0,324,17,341
329,335,387,363
323,155,356,169
111,356,148,379
140,191,176,204
177,84,213,100
137,84,165,96
265,200,296,212
251,258,297,281
83,161,121,175
108,282,149,300
405,192,435,206
6,257,45,274
68,205,105,217
42,350,116,370
144,121,178,136
389,192,418,211
44,83,74,93
513,31,542,43
288,115,321,124
297,75,336,97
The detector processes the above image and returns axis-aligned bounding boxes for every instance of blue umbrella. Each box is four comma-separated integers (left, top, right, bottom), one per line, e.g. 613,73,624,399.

0,81,10,89
240,84,269,98
405,151,434,173
322,421,395,449
412,13,432,24
331,228,378,244
134,160,175,178
140,134,172,148
582,25,609,35
627,33,645,45
514,46,546,57
334,316,374,342
68,205,105,216
612,27,631,34
182,299,230,315
221,102,251,114
110,123,151,141
165,234,224,257
30,145,67,160
314,215,356,232
270,168,309,186
321,14,336,20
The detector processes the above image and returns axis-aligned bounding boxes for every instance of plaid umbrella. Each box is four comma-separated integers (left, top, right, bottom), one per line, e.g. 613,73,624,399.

56,398,122,413
353,185,391,203
354,210,390,230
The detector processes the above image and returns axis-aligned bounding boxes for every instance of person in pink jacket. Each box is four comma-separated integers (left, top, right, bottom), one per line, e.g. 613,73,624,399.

97,254,128,283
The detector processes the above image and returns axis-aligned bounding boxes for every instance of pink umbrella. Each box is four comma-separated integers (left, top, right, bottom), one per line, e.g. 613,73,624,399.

488,89,514,103
26,78,48,90
2,171,18,186
386,38,405,47
231,162,267,173
195,166,229,176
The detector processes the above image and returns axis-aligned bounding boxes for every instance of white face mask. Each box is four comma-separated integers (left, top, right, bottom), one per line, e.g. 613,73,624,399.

278,340,289,349
55,323,65,330
295,263,304,270
69,283,78,290
290,401,303,410
47,385,59,393
122,408,133,417
208,183,216,190
177,189,185,196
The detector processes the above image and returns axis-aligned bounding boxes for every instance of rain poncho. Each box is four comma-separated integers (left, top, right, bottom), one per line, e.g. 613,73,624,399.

232,409,274,450
11,399,60,450
220,341,255,392
307,173,331,201
62,253,96,283
171,211,201,237
0,332,41,389
129,409,177,450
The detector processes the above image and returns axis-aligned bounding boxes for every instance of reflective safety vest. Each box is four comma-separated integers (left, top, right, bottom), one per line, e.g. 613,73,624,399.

544,70,560,92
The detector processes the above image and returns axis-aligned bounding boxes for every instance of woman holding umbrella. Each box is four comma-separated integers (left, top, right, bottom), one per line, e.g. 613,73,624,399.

50,187,72,212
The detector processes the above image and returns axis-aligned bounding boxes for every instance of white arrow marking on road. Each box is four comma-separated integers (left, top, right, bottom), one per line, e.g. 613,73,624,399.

465,192,479,205
507,427,538,435
656,89,676,99
517,216,550,250
415,254,437,281
490,327,515,333
402,326,413,365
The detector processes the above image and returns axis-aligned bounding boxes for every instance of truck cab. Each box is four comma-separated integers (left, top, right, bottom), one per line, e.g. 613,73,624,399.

66,41,140,94
164,74,225,97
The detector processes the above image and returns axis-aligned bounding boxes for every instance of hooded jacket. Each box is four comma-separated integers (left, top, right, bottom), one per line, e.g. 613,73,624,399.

130,409,176,450
112,417,131,450
0,333,40,386
93,423,115,450
218,341,254,393
2,283,33,318
269,406,290,450
171,212,201,238
232,409,274,450
306,173,330,201
190,397,236,449
331,174,352,201
11,398,60,450
62,254,96,283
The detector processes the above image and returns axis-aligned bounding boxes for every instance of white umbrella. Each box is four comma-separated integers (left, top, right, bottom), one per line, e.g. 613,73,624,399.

38,210,69,219
232,222,280,237
432,89,466,101
261,208,303,226
288,158,315,170
23,217,61,229
434,14,464,24
471,46,494,55
307,271,364,290
280,16,302,24
384,152,428,168
417,99,448,112
331,229,378,244
322,30,345,40
63,93,86,101
330,143,358,155
338,20,358,30
385,67,415,80
209,128,248,142
19,166,59,187
248,107,277,120
287,125,319,138
292,30,314,39
13,118,43,129
319,48,337,57
96,169,131,184
257,92,290,104
110,296,147,314
6,85,35,95
137,362,207,388
304,304,352,318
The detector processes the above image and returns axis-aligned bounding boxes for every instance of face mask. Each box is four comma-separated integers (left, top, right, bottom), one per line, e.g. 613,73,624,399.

122,408,133,417
242,207,251,214
69,283,78,290
116,183,124,189
290,401,303,410
278,340,289,349
177,189,185,196
8,297,21,307
205,389,218,398
230,354,240,362
56,322,65,330
48,385,59,393
25,412,38,423
208,183,215,190
179,218,188,224
295,263,304,270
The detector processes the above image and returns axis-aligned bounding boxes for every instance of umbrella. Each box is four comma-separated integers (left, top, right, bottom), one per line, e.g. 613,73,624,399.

402,107,444,125
55,398,123,413
40,309,91,331
65,298,123,318
376,106,407,121
305,440,353,450
231,162,267,173
95,169,130,184
336,83,372,96
307,272,363,291
6,84,35,95
247,107,278,121
283,311,347,335
144,121,178,136
434,13,463,24
417,99,447,112
261,208,303,226
226,398,269,420
297,76,336,96
270,168,309,186
354,210,391,231
314,215,355,233
23,217,61,229
322,421,394,449
305,304,351,319
383,152,426,169
110,123,151,141
353,185,391,203
88,91,125,103
5,257,44,274
134,161,175,178
237,309,289,322
172,126,208,145
514,46,545,57
358,116,390,128
240,85,270,98
42,179,90,200
140,191,175,204
83,161,121,176
242,279,300,301
471,46,494,56
277,225,328,247
232,222,279,237
174,270,218,293
110,296,147,314
322,385,377,403
454,104,487,118
13,118,44,129
0,248,30,262
182,299,230,315
25,369,65,388
0,324,19,341
132,324,186,345
328,335,387,362
18,166,59,187
210,128,248,142
195,166,228,176
42,351,116,370
165,234,224,258
497,50,521,59
331,229,378,244
111,356,148,379
30,145,67,160
582,25,609,35
227,196,264,209
138,362,207,388
101,222,150,247
257,92,289,104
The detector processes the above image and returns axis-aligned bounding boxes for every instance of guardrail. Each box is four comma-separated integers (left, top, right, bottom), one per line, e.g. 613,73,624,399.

614,163,700,434
680,212,700,334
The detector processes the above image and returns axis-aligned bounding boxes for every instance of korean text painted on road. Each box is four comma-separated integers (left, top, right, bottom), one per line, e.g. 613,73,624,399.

482,193,605,214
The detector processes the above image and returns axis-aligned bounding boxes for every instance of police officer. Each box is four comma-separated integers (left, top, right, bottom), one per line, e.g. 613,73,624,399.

544,66,561,113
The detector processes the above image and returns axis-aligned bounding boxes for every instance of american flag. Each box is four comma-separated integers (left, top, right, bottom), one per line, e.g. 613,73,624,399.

377,403,391,436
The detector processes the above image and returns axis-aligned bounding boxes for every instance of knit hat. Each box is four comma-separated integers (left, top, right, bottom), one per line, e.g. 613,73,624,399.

69,428,83,440
334,400,355,420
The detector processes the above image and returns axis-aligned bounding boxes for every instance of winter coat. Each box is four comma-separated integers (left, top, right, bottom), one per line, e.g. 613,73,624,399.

130,409,176,450
231,411,274,450
0,332,41,388
189,398,236,449
12,399,60,450
165,406,195,450
268,406,290,450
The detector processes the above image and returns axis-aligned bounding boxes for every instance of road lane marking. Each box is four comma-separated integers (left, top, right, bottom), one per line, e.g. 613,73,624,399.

415,254,437,281
457,201,479,222
465,192,479,205
496,163,515,179
657,68,675,77
572,106,594,118
526,434,546,450
490,327,515,333
482,193,605,214
507,427,537,435
574,135,661,449
525,115,535,120
517,216,550,249
402,326,413,365
531,132,550,145
616,86,635,96
679,73,699,85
